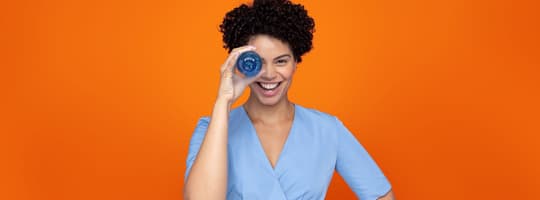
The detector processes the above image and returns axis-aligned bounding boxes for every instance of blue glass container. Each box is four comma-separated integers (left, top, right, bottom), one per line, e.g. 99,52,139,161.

236,51,262,77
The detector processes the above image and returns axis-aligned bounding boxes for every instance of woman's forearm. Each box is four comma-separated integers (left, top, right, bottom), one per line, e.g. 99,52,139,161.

184,97,230,200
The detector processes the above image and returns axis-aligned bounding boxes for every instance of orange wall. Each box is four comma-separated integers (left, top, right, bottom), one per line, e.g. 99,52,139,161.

4,0,539,199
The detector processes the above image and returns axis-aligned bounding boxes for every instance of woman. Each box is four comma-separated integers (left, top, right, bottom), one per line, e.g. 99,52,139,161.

184,0,395,199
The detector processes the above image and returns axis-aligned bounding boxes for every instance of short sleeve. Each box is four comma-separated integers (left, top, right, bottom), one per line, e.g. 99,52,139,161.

334,117,392,200
184,117,210,183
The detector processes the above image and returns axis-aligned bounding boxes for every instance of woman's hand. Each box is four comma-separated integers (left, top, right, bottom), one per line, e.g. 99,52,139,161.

217,45,263,106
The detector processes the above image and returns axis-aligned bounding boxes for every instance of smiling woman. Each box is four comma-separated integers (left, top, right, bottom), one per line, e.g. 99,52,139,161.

183,0,395,199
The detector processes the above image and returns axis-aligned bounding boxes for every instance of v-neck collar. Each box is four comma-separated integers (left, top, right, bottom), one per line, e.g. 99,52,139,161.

240,103,298,174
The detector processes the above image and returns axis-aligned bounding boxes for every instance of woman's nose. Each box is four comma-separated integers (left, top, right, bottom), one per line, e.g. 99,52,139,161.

260,64,277,80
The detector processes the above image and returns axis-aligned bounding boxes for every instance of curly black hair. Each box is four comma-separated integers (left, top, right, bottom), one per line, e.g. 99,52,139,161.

219,0,315,63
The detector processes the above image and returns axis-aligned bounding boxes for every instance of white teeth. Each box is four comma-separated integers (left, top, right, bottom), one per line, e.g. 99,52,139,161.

259,82,279,90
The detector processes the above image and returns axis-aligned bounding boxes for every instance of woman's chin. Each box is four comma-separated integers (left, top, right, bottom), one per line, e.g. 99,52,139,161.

256,95,281,106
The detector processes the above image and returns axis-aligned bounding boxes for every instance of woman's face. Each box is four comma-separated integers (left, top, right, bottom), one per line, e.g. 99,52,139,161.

247,34,297,106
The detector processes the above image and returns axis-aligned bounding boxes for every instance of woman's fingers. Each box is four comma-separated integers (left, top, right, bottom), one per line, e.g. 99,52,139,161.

217,45,257,103
228,67,265,101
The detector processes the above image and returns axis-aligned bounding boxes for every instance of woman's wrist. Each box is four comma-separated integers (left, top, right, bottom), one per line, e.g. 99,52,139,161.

214,96,232,112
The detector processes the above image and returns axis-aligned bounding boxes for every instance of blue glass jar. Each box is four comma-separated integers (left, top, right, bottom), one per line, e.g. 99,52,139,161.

236,51,262,77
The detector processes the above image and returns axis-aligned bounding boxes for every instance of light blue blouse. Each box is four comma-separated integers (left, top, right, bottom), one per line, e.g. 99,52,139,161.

185,104,391,200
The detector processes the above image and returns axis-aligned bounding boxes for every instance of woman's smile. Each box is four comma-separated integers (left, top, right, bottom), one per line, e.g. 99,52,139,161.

254,81,283,97
257,81,281,90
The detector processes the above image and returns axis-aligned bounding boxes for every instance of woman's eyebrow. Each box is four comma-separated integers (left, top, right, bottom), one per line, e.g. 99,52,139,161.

261,54,292,63
273,54,292,60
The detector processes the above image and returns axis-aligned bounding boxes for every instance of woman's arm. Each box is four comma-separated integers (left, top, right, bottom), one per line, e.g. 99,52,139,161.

334,117,394,200
184,46,261,200
184,97,230,200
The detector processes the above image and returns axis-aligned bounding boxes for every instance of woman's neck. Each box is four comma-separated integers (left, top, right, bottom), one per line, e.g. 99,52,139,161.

243,97,294,125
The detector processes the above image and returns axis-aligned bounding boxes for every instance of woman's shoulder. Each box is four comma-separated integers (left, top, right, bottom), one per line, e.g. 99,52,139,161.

295,104,339,124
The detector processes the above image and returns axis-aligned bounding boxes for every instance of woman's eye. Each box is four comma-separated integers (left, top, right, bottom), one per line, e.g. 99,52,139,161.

276,59,288,65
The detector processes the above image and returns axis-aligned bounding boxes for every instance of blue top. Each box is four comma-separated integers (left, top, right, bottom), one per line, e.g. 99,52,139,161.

185,104,391,200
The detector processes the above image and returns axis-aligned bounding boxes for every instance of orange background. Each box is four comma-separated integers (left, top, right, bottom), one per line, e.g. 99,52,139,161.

3,0,539,199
